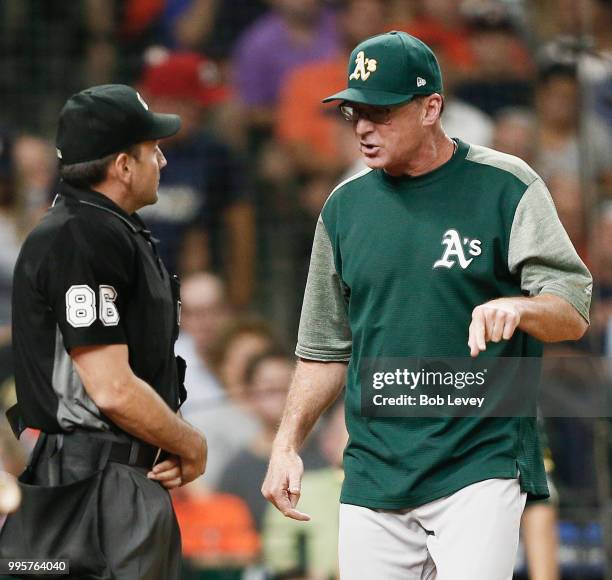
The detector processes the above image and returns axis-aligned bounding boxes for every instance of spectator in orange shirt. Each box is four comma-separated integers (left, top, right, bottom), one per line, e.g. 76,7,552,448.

277,0,388,177
394,0,475,76
172,488,260,567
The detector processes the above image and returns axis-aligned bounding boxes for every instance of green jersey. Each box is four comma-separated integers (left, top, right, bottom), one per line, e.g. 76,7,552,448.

296,139,592,509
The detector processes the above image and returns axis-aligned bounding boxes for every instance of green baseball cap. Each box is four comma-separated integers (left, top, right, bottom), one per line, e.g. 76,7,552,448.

56,84,181,165
322,31,443,106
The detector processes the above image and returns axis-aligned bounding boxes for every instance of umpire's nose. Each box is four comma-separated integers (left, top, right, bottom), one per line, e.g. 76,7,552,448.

157,146,167,169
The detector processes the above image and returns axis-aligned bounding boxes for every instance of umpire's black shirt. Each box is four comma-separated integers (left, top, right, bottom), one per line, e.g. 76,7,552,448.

12,181,181,434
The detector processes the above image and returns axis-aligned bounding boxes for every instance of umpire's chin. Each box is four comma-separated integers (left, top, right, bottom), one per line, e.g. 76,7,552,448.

128,140,167,211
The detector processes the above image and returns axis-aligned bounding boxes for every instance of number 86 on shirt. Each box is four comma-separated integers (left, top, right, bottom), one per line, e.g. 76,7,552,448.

65,284,120,328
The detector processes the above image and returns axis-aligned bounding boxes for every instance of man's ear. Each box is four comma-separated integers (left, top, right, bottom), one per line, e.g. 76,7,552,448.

111,152,132,185
422,94,443,126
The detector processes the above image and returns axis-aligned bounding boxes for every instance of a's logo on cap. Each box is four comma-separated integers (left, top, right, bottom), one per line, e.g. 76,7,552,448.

416,77,427,88
136,92,149,110
349,51,378,82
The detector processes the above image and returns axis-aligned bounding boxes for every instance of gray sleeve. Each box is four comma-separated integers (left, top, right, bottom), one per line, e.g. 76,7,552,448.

508,178,592,323
295,216,352,361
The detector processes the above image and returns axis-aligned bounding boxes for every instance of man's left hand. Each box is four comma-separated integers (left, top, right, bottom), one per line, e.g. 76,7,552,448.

147,455,183,489
468,298,521,358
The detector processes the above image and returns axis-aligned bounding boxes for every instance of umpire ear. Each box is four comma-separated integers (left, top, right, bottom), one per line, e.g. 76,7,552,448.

111,151,134,186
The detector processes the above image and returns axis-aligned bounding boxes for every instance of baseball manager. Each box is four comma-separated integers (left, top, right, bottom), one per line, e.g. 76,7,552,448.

262,32,592,579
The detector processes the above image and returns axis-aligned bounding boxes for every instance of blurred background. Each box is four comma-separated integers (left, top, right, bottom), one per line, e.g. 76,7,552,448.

0,0,610,578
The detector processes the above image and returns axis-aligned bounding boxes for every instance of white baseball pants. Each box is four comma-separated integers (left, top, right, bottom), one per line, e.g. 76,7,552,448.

339,478,527,580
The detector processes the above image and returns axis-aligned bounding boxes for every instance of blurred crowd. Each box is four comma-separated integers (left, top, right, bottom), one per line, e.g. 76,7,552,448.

0,0,611,578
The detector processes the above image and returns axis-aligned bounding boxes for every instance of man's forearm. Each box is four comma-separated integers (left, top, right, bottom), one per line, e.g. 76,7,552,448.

469,293,589,356
101,374,202,458
513,293,588,342
273,359,347,451
72,345,202,459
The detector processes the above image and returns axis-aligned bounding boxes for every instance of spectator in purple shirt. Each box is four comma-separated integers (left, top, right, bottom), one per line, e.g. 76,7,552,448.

232,0,339,131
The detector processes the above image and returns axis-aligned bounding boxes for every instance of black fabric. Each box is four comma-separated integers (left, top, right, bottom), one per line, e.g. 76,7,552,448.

12,182,183,432
45,198,132,351
0,343,13,387
0,434,112,579
9,181,184,578
107,439,159,469
175,355,187,409
56,84,181,164
170,274,181,343
0,433,181,580
5,404,24,439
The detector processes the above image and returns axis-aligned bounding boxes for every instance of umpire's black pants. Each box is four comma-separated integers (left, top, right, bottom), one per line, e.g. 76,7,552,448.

31,432,182,580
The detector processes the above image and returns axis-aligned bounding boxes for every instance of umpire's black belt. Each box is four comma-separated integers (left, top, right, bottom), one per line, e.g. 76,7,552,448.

108,439,160,468
54,430,160,469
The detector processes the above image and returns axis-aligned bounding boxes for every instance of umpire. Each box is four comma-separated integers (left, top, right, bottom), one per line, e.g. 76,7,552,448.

1,85,207,579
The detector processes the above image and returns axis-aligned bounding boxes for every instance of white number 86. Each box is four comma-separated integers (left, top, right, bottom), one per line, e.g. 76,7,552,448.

65,284,120,327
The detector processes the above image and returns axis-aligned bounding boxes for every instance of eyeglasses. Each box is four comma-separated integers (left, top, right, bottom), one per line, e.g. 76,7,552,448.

338,97,426,124
338,103,394,124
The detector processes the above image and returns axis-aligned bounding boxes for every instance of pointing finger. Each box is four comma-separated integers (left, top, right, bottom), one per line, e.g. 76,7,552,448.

469,309,486,357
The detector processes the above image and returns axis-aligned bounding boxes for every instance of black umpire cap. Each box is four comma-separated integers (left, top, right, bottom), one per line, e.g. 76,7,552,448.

56,84,181,165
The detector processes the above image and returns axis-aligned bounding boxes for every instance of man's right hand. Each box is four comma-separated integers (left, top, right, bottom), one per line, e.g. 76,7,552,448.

261,448,310,521
179,431,207,485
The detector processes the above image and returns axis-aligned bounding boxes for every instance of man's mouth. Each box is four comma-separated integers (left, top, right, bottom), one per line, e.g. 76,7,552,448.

360,143,380,156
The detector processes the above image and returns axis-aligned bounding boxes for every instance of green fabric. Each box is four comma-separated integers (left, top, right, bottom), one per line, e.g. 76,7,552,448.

262,468,342,578
296,140,592,509
467,146,592,322
323,31,443,105
297,215,354,361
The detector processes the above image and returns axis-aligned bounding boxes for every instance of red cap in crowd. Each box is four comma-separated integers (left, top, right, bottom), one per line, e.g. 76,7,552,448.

140,51,228,107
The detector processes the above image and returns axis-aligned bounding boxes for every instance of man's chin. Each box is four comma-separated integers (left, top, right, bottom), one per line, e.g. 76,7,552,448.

362,155,385,169
142,190,158,208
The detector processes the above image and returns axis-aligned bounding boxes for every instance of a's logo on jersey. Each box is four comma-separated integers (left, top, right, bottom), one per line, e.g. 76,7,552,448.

136,91,149,110
349,51,378,82
433,229,482,270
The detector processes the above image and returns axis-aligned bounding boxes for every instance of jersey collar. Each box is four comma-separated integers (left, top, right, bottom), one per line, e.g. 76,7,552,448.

59,180,145,233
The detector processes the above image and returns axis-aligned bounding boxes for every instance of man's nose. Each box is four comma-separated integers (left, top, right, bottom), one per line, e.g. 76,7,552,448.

157,147,167,168
354,117,374,137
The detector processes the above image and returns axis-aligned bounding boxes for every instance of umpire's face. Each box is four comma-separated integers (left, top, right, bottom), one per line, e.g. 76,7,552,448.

128,140,167,209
